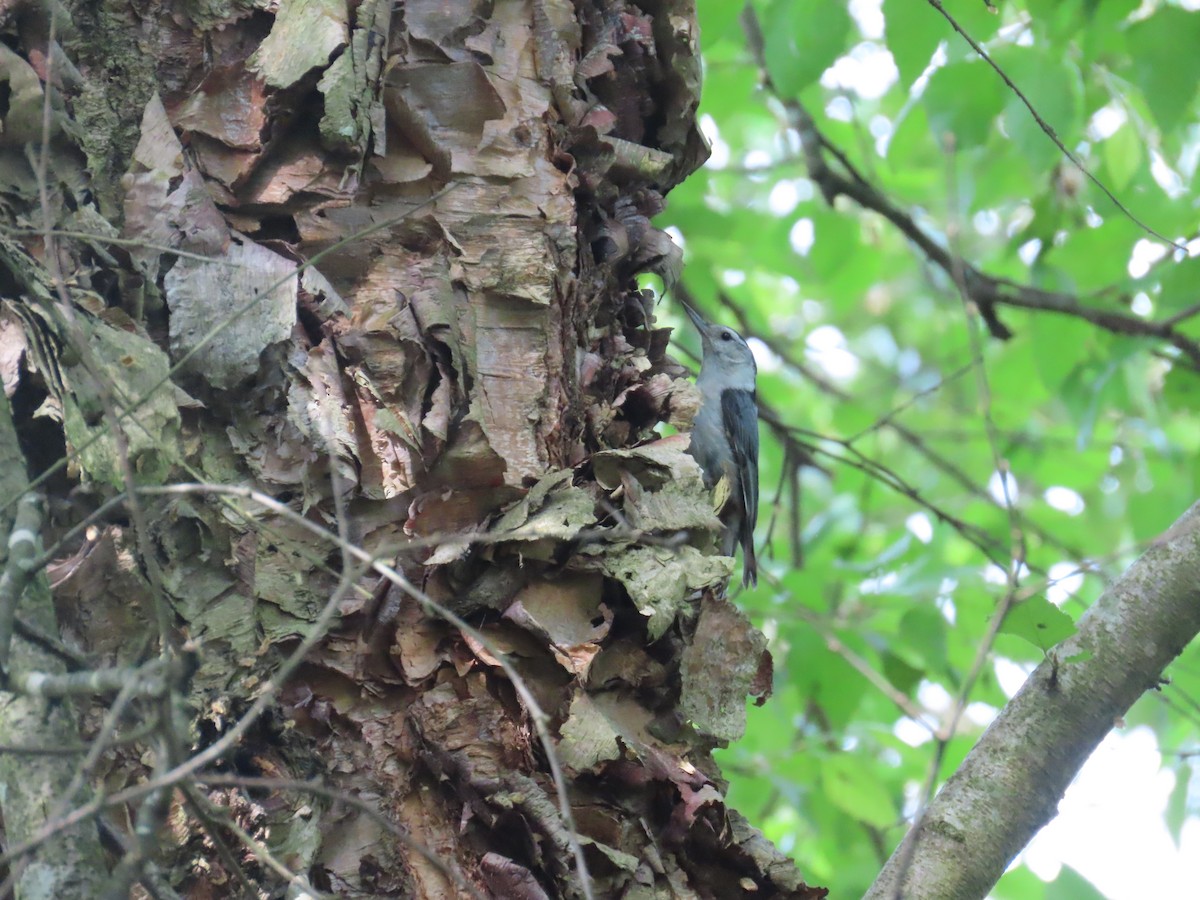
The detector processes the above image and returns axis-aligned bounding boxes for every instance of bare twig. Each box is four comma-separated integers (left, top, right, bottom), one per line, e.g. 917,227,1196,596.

30,18,179,656
5,655,185,699
0,639,151,897
0,493,45,672
198,774,487,900
178,785,262,900
776,579,940,736
99,738,174,900
925,0,1185,252
0,481,596,900
736,5,1200,367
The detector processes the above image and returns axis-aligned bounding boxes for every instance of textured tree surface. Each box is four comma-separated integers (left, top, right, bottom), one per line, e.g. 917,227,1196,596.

0,1,824,897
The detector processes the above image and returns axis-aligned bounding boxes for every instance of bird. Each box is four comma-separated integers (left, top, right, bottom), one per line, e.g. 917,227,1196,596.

679,300,759,587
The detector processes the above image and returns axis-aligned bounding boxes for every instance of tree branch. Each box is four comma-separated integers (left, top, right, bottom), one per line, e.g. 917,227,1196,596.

796,99,1200,366
865,499,1200,899
737,6,1200,370
924,0,1184,252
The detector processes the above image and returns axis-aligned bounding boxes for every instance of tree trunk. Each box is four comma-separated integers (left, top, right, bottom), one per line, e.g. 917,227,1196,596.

0,1,823,897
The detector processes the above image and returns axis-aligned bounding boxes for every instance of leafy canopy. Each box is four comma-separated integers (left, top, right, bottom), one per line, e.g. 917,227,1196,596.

663,1,1200,895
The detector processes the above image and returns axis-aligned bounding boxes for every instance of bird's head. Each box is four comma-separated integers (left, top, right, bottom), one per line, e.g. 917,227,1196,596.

681,301,757,387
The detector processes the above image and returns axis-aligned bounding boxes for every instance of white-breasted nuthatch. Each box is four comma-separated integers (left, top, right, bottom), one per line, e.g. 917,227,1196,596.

680,301,759,587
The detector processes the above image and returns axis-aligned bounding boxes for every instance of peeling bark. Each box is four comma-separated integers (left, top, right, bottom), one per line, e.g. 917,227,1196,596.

0,0,824,897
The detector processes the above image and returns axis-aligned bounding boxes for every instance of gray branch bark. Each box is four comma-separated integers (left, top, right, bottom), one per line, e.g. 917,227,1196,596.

866,500,1200,899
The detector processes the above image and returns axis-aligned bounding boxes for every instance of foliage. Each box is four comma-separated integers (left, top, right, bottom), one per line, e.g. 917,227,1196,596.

662,1,1200,895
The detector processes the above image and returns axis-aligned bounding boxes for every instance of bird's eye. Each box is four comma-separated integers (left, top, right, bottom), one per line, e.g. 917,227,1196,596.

720,331,733,341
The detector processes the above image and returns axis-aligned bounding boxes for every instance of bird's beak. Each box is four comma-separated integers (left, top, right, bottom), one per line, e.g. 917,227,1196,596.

679,300,709,336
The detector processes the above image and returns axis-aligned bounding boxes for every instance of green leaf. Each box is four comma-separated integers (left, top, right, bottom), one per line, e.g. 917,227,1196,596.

1031,315,1094,392
992,862,1047,900
935,0,1004,56
883,0,942,89
1060,358,1121,449
1080,0,1139,63
1045,865,1107,900
922,61,1005,149
1103,122,1143,191
761,0,852,98
1163,366,1200,414
1128,468,1193,539
992,47,1084,171
696,0,744,47
989,333,1051,409
785,626,868,731
1165,762,1191,847
1125,8,1200,133
694,64,764,126
1022,0,1084,41
1047,216,1140,291
819,754,898,829
898,607,949,676
1000,596,1077,651
880,651,923,695
809,212,861,280
1158,256,1200,317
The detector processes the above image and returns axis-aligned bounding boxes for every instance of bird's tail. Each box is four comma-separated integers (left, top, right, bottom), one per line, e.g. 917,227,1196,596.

742,538,758,588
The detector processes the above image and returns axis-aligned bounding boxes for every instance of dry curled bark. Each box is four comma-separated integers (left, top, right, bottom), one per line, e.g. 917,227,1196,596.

0,0,824,896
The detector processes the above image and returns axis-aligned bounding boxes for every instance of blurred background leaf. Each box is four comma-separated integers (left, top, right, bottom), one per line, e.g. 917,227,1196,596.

660,1,1200,895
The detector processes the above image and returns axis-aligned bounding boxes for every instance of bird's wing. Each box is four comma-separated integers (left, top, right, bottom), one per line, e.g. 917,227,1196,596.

721,388,759,552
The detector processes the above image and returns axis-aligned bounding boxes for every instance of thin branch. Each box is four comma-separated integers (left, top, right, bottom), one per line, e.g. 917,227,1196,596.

925,0,1185,252
757,407,1013,569
177,785,261,900
888,149,1030,898
0,482,596,900
0,225,245,267
99,738,174,900
1161,299,1200,328
198,803,326,899
0,635,150,897
775,580,940,736
31,27,179,656
197,774,487,900
0,181,465,521
942,147,1029,740
736,5,1200,368
5,656,185,699
0,493,45,672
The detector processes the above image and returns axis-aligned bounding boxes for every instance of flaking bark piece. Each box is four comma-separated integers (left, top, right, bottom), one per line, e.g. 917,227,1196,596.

59,316,182,487
679,594,772,744
583,544,732,640
556,693,624,772
492,468,598,552
593,437,722,534
502,574,610,677
248,0,348,90
163,236,298,391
